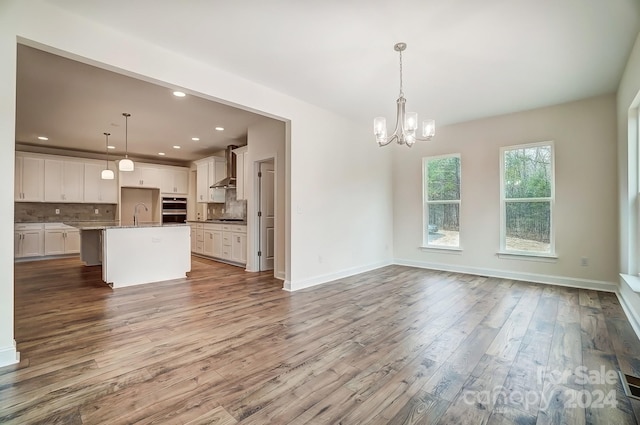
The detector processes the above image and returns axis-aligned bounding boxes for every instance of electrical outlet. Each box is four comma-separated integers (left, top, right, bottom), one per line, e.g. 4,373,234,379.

55,208,60,215
94,209,99,214
581,257,589,267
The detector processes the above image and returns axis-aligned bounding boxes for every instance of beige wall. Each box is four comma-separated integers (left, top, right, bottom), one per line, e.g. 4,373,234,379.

393,94,618,288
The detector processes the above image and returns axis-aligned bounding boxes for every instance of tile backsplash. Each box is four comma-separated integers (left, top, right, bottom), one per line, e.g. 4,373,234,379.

207,189,246,220
15,203,116,223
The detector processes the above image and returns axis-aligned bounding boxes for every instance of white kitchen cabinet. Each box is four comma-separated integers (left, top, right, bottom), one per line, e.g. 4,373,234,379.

119,164,161,188
44,158,85,202
190,224,197,252
195,157,225,203
233,146,248,201
203,227,215,257
84,162,118,203
44,224,80,255
161,167,188,195
14,223,44,258
15,155,44,202
231,231,247,264
196,162,209,202
209,157,226,203
192,223,204,254
221,224,246,264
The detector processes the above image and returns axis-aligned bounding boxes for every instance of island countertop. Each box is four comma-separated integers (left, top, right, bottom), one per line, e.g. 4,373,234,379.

66,221,190,230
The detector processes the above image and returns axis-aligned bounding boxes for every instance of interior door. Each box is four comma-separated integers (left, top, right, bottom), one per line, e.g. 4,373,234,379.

259,160,275,271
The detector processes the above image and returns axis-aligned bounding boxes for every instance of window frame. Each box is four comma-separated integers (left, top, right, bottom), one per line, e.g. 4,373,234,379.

499,141,556,258
422,153,462,250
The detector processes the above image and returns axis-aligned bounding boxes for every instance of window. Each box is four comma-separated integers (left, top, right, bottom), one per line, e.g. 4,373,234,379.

500,142,554,255
423,154,461,248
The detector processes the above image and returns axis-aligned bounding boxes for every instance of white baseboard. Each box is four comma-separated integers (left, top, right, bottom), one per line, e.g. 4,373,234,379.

274,270,285,281
393,258,618,293
0,340,19,368
286,260,393,291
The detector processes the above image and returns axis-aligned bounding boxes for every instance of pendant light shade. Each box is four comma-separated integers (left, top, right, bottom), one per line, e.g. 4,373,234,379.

101,132,115,180
118,112,135,172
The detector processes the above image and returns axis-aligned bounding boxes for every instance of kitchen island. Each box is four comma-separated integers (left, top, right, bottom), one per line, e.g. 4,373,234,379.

71,222,191,288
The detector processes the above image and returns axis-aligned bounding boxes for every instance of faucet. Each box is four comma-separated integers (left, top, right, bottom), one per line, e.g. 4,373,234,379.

133,203,148,226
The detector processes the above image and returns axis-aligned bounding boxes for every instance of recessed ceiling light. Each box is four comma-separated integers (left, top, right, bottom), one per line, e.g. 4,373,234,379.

37,136,48,141
173,145,181,149
191,137,200,141
158,152,166,156
107,145,116,150
215,127,224,131
173,91,186,97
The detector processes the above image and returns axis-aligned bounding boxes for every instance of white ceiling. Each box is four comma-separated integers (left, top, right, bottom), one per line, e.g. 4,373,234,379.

18,0,640,162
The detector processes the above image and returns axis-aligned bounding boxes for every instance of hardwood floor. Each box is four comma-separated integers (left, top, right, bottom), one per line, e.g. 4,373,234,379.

2,257,640,424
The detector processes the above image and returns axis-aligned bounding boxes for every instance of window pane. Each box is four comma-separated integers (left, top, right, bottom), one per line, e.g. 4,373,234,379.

504,145,551,199
427,156,460,201
426,203,459,247
505,201,550,252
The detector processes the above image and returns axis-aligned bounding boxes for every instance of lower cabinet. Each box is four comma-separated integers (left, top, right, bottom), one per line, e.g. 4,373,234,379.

15,223,79,259
44,224,80,255
189,222,246,266
15,223,44,258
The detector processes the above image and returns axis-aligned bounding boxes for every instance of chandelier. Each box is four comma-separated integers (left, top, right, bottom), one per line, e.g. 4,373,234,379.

374,42,435,147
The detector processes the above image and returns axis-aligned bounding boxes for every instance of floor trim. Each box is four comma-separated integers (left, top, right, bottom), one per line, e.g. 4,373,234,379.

393,258,618,293
0,340,19,368
286,260,393,291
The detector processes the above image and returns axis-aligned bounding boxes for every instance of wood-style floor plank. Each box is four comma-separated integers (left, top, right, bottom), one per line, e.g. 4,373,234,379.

1,257,639,424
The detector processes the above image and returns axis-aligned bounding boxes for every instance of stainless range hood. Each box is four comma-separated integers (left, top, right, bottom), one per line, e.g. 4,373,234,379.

210,145,239,189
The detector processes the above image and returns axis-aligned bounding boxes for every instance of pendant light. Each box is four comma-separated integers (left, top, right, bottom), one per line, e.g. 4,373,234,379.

101,132,114,180
118,112,135,171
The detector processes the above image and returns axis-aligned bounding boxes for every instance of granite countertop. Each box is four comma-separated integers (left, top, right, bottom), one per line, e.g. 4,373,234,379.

65,221,190,230
187,219,247,225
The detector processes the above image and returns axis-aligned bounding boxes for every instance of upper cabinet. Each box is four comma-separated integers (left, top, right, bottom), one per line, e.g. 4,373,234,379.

196,162,209,202
160,167,188,195
119,164,161,188
15,154,44,202
195,157,225,203
84,162,118,203
233,146,248,201
209,157,226,203
15,152,190,205
44,158,85,202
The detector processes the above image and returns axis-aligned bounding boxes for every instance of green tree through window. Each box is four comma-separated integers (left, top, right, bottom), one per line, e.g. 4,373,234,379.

423,155,461,248
501,143,554,254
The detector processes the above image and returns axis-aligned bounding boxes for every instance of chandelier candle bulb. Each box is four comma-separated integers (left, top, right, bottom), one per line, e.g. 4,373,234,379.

374,42,435,147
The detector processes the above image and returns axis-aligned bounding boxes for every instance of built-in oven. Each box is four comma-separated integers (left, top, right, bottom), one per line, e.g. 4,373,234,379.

161,197,187,224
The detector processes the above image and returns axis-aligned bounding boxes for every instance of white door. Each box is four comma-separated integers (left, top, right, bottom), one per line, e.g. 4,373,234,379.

259,160,275,271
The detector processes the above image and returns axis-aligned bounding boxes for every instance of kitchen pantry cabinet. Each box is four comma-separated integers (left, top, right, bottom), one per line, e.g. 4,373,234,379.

233,146,248,201
44,158,85,202
14,223,44,258
84,162,118,203
15,154,44,202
161,167,188,195
44,224,80,255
